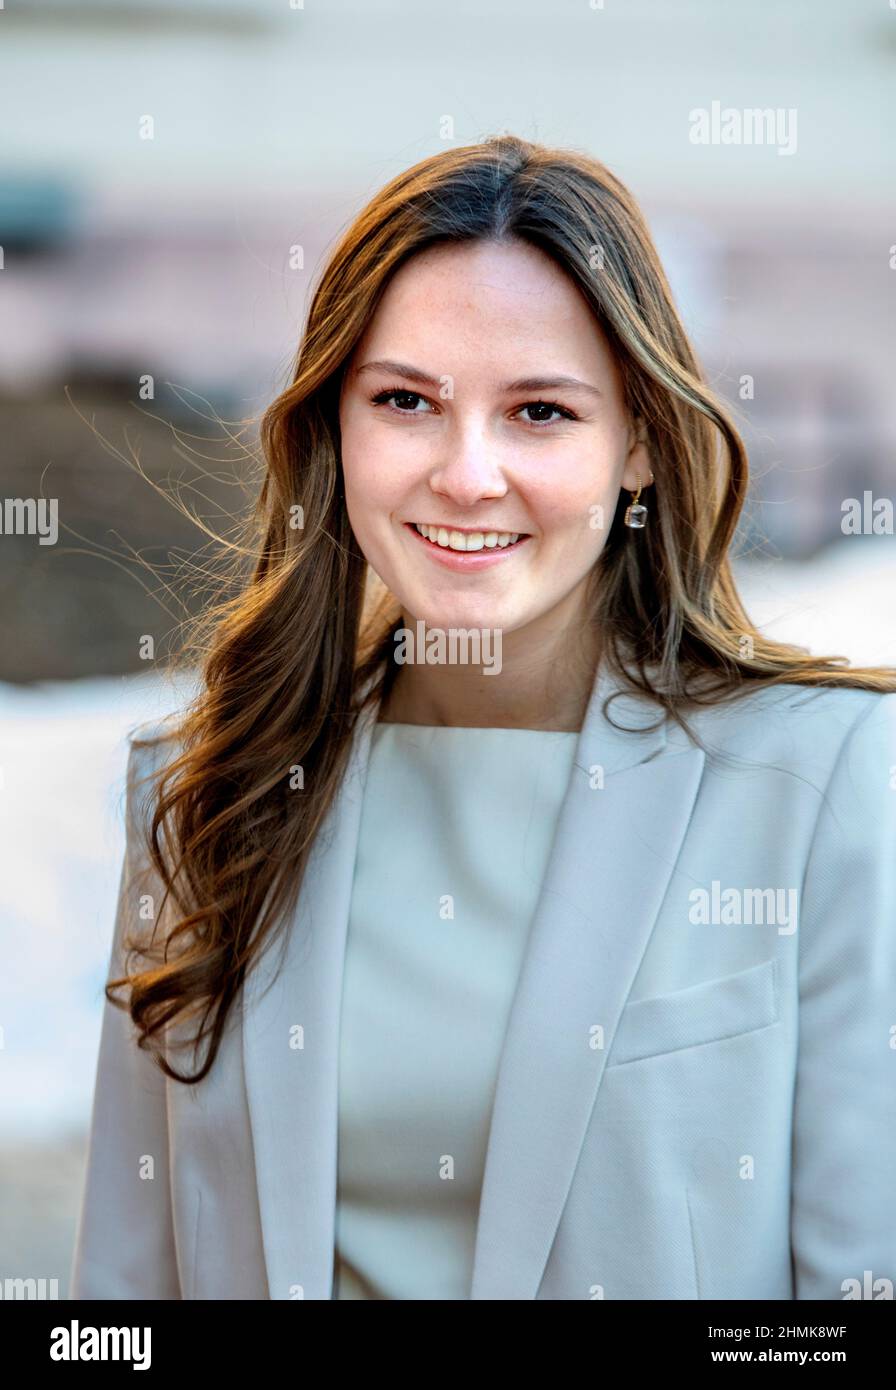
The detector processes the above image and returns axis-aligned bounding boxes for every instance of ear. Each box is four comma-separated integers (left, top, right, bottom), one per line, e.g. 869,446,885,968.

621,417,654,493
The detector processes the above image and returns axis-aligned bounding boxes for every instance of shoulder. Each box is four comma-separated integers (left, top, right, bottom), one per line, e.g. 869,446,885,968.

125,713,185,775
121,714,186,834
670,681,896,788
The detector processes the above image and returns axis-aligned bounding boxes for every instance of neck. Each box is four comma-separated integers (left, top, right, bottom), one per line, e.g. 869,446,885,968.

378,609,603,732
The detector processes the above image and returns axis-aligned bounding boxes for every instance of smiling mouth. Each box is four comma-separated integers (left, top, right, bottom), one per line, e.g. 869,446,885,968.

409,522,529,553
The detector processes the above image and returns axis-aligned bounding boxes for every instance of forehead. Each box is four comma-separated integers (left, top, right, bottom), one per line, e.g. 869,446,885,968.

349,237,616,379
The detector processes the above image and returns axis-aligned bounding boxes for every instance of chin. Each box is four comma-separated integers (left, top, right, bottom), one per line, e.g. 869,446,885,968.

411,606,524,642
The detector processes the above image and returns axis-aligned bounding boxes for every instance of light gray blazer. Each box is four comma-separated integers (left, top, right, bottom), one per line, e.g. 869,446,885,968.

69,662,896,1300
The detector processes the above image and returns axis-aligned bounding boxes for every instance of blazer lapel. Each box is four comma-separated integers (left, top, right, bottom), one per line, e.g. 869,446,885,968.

469,665,706,1299
242,660,706,1301
241,695,379,1300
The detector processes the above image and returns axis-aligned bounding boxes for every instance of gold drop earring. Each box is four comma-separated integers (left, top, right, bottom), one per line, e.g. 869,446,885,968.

624,470,653,528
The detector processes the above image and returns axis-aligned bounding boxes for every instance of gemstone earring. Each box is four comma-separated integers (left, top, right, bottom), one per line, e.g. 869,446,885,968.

624,472,651,528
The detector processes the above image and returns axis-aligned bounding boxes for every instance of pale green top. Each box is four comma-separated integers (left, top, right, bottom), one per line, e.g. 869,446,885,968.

332,721,579,1300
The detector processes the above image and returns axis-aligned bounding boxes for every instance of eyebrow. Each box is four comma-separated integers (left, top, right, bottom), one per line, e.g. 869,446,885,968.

355,359,602,399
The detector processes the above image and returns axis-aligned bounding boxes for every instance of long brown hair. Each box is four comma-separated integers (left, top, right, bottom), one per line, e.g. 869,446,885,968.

110,132,896,1084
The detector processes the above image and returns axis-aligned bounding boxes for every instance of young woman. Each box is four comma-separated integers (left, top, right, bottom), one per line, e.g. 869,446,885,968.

70,134,896,1301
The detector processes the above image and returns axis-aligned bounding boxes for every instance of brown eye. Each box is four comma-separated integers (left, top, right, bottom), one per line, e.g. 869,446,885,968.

392,391,422,411
517,400,577,425
371,389,431,413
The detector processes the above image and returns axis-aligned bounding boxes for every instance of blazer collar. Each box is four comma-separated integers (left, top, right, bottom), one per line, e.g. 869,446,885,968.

241,657,706,1299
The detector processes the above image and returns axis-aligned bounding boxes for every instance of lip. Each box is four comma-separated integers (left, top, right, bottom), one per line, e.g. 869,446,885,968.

403,521,532,571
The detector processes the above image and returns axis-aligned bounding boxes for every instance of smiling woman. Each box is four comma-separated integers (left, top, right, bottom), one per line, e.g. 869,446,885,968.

70,134,896,1303
337,236,650,720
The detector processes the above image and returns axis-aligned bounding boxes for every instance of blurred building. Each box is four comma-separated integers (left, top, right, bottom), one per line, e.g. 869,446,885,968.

1,0,894,681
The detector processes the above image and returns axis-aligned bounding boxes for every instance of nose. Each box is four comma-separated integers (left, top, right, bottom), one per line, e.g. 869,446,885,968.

428,418,509,507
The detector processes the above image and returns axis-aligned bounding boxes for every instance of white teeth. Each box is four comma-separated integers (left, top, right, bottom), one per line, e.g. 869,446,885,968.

414,523,522,552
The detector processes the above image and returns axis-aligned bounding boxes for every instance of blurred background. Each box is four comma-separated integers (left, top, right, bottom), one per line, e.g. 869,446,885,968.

1,0,894,1295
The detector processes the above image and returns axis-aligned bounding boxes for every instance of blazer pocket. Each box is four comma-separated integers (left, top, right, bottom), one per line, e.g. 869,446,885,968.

606,958,779,1068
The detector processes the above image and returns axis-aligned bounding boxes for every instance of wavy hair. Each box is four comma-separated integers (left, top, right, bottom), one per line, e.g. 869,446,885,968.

109,133,896,1083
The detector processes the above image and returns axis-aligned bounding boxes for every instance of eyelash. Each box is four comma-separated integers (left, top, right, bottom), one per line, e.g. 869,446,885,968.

368,387,579,425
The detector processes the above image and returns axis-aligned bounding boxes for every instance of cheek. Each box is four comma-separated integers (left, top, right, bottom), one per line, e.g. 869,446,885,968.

525,478,611,540
345,472,401,535
341,465,413,585
526,439,624,537
340,420,396,525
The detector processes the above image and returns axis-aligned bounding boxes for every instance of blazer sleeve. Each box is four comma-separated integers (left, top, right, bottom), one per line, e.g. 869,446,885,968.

791,691,896,1300
69,734,182,1300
